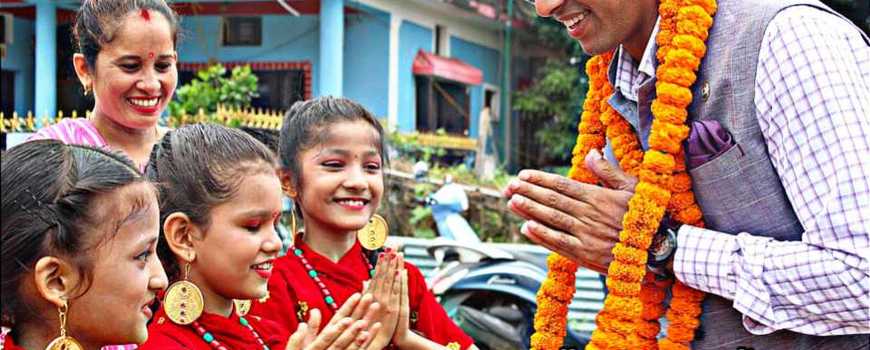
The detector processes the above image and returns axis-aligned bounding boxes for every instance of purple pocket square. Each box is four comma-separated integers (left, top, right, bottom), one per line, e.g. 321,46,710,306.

686,120,736,169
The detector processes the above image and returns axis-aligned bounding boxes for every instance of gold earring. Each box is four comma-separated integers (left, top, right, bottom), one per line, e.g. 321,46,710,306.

357,214,388,250
163,258,204,325
45,299,83,350
83,85,91,96
233,299,252,316
290,207,298,236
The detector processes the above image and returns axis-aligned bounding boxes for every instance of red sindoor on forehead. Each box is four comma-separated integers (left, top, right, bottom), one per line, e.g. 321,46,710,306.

140,8,151,21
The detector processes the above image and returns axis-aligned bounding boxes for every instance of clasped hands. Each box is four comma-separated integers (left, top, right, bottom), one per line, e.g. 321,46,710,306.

503,149,638,275
286,248,422,350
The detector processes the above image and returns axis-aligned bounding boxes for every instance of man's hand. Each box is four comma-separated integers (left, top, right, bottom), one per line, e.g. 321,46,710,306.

503,150,638,274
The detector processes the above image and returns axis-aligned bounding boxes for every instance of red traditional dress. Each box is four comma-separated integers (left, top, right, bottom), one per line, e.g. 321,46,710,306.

139,304,288,350
249,238,473,350
0,334,24,350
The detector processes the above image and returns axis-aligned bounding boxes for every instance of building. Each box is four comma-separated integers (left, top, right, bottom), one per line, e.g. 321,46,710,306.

1,0,555,167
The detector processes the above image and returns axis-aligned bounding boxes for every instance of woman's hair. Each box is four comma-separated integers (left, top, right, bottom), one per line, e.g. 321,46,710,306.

1,140,146,327
74,0,180,69
278,96,387,189
146,123,277,281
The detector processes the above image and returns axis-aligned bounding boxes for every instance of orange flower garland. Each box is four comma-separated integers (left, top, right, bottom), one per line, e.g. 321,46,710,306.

530,1,717,349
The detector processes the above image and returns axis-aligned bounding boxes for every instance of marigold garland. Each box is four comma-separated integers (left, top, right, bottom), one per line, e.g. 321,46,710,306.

530,1,717,349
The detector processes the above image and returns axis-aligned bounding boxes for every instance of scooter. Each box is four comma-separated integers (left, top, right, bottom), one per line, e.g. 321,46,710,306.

415,166,588,350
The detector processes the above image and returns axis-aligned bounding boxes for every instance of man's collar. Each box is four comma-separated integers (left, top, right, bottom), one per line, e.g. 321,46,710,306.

610,16,661,85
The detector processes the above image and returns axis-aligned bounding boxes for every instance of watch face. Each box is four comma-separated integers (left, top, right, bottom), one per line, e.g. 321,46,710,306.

650,228,676,264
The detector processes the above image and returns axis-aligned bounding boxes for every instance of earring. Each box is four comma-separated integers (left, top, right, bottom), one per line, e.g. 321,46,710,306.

233,299,252,316
290,207,298,236
82,84,91,96
163,258,204,325
357,214,388,250
45,299,83,350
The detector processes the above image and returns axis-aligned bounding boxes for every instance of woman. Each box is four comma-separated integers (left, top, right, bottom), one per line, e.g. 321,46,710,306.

29,0,178,171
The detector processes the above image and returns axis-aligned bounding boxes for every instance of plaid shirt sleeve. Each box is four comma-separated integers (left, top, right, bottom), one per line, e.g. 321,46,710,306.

673,6,870,336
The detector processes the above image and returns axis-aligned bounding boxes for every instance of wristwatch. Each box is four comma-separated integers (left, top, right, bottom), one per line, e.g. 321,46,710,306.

647,215,681,278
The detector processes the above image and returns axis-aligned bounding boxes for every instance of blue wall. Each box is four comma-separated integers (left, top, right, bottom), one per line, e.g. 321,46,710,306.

2,17,35,115
343,4,390,118
449,37,499,138
397,20,432,132
176,15,321,95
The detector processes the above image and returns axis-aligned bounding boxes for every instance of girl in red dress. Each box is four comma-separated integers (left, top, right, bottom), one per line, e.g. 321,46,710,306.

249,97,477,350
1,141,167,349
139,124,380,350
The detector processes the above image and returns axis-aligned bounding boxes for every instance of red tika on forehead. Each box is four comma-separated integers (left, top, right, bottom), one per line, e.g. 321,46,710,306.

140,8,151,21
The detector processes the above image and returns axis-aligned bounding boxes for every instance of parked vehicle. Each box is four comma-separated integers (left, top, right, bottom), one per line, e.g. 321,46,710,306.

415,168,588,350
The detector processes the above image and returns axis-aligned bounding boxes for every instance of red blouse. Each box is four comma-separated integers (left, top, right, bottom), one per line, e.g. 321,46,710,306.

249,239,473,349
139,305,288,350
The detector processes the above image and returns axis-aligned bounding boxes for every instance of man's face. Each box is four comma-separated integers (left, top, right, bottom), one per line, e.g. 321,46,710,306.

533,0,658,57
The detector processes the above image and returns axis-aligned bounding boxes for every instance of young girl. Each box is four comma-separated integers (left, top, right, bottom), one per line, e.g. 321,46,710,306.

29,0,178,171
140,124,381,350
1,140,168,350
249,97,476,350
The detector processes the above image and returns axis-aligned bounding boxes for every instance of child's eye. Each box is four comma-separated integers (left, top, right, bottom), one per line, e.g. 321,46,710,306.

365,163,382,171
244,222,262,232
322,161,343,168
155,62,173,72
135,250,152,262
120,63,140,71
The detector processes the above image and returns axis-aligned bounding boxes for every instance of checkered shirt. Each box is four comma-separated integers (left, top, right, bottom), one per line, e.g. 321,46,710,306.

613,7,870,336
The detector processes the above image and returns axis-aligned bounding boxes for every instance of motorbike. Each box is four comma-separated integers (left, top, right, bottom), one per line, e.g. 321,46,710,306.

413,165,588,350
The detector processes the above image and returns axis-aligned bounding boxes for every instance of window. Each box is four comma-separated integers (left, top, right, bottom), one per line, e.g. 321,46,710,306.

415,76,470,135
222,17,262,46
177,67,305,111
434,25,448,56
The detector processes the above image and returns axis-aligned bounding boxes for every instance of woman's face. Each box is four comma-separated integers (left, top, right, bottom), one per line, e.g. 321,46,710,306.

294,120,385,236
67,182,167,346
191,171,283,303
88,10,177,130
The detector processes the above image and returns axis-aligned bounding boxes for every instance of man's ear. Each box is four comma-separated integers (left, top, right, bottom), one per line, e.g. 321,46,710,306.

162,212,198,263
72,53,93,94
279,169,297,198
33,256,82,309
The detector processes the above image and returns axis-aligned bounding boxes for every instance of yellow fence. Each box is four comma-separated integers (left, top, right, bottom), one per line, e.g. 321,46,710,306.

1,105,285,133
170,105,285,130
0,110,92,133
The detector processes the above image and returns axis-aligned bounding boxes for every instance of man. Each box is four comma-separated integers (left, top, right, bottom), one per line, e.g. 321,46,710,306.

505,0,869,348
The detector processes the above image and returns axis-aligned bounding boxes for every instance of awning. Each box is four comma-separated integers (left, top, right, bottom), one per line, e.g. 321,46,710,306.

412,50,483,86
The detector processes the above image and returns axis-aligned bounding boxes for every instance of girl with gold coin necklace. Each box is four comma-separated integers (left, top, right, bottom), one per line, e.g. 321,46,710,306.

139,124,382,350
248,97,477,350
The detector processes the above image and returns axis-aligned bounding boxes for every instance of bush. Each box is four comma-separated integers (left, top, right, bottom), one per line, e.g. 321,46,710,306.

168,64,259,120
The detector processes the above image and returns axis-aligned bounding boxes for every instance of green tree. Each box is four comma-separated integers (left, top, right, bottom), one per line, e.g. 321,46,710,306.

168,64,259,118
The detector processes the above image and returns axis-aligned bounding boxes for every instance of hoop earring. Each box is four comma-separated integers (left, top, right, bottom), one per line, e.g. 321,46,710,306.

163,258,204,325
45,299,83,350
82,85,92,96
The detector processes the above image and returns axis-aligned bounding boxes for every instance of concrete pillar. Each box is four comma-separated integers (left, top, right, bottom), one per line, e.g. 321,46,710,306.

319,0,344,96
34,0,57,126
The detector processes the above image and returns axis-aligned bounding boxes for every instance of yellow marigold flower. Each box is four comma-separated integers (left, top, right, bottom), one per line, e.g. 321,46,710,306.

652,100,689,124
643,151,676,173
635,319,662,339
673,204,703,223
656,66,697,87
669,172,693,192
636,182,672,207
612,243,648,265
676,19,709,41
607,278,642,296
530,333,563,350
607,261,647,284
673,34,707,57
619,151,645,174
678,5,713,28
668,191,696,211
656,82,694,108
548,253,579,272
639,168,672,188
664,48,702,71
